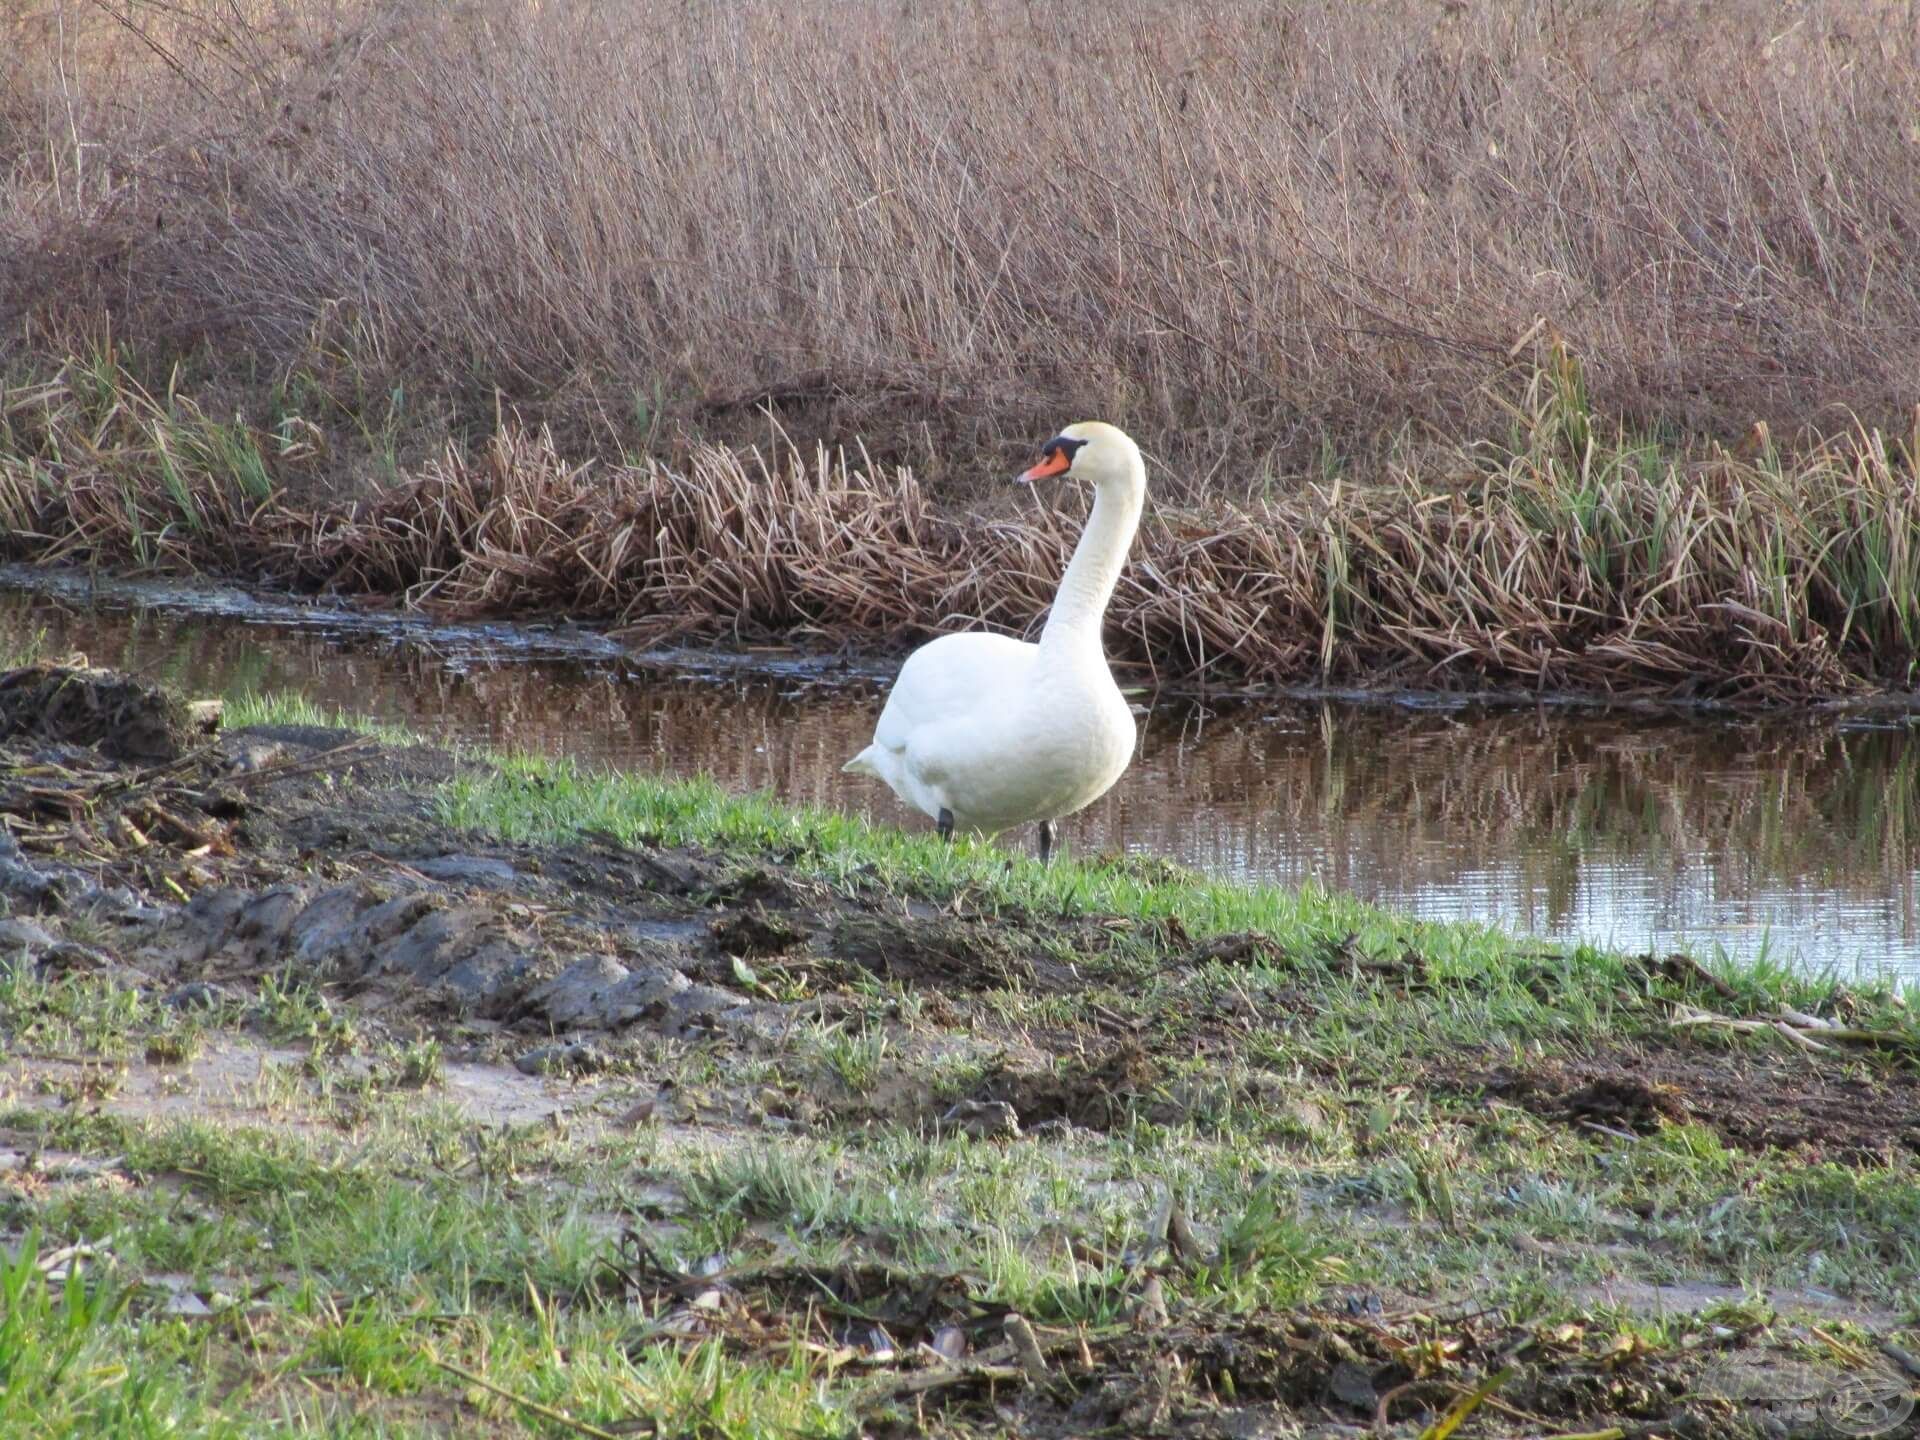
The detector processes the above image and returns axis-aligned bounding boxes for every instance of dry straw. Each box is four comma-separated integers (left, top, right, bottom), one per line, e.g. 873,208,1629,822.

4,0,1920,486
3,350,1916,702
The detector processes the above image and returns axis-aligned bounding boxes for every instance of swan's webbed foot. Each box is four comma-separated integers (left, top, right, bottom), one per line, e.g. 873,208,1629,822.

1037,820,1054,866
937,807,955,843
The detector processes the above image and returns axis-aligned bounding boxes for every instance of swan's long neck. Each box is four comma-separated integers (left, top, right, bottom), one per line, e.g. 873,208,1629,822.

1039,470,1144,662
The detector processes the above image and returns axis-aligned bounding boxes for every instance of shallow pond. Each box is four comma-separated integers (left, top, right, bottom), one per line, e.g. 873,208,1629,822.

2,566,1916,981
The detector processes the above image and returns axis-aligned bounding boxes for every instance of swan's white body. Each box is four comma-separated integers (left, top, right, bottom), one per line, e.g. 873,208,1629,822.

843,422,1143,842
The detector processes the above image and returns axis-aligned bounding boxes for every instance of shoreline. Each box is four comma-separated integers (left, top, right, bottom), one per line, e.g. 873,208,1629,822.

1,660,1916,1435
4,352,1919,709
5,559,1920,722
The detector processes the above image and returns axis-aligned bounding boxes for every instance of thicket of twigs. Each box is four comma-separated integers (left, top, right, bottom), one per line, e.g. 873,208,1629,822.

5,0,1918,699
4,346,1915,701
4,0,1919,488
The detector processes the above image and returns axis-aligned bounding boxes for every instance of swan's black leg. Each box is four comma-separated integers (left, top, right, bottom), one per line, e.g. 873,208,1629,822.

1037,820,1053,866
937,807,955,843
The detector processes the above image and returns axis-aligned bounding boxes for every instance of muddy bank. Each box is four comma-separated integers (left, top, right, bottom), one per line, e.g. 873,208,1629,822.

0,663,1169,1126
3,662,1913,1152
7,662,1920,1435
12,569,1920,987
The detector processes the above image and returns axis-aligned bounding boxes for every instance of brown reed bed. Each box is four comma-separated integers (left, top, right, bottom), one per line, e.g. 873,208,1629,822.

3,346,1916,703
5,0,1920,491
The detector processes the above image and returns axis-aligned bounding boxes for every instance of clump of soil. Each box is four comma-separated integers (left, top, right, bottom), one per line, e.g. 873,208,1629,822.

0,663,192,762
972,1039,1159,1132
1560,1074,1690,1135
710,904,805,958
1470,1051,1920,1159
830,912,1036,991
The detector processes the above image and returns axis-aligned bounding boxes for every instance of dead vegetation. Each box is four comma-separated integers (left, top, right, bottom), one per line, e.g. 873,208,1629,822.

0,663,361,908
0,661,193,763
4,0,1920,700
3,0,1919,487
597,1240,1728,1439
3,348,1918,700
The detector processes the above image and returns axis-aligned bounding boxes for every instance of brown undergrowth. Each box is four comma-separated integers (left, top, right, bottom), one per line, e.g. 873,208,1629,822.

4,0,1920,485
3,348,1918,701
7,0,1920,703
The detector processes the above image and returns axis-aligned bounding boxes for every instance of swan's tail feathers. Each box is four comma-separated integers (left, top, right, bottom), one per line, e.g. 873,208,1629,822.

842,746,881,778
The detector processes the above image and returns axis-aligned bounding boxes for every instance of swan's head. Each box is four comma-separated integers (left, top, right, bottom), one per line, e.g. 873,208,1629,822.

1015,421,1144,496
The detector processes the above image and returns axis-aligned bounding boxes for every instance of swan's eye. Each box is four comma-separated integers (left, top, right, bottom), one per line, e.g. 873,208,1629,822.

1015,433,1087,483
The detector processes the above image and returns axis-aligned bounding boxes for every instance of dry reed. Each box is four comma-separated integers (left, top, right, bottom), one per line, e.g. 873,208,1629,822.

5,0,1920,491
3,349,1915,702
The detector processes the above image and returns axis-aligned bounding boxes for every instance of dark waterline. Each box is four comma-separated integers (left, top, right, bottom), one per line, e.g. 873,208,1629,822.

2,566,1915,982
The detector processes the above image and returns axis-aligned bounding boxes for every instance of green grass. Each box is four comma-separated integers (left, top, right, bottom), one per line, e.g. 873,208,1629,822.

3,675,1919,1434
437,752,1920,1042
0,1106,782,1438
219,688,424,748
798,1017,892,1094
2,1059,1915,1438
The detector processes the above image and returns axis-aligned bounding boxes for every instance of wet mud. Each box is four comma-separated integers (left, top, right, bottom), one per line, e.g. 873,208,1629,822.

1470,1048,1920,1161
0,667,1152,1123
5,664,1917,1439
4,664,1915,1166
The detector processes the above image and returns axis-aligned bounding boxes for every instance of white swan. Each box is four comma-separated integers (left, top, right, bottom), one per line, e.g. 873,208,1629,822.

843,421,1144,863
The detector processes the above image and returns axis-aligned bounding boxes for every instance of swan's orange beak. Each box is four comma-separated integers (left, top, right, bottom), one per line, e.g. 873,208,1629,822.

1015,448,1073,484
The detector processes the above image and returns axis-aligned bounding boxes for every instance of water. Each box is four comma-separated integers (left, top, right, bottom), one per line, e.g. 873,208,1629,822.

2,566,1916,981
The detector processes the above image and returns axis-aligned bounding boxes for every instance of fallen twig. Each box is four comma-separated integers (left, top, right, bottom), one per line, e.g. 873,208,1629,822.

1577,1119,1644,1143
1002,1314,1049,1382
1807,1324,1876,1368
1773,1020,1832,1054
1669,1003,1917,1054
429,1353,625,1440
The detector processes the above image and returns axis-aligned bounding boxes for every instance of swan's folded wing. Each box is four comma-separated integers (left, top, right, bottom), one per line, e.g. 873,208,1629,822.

871,632,1037,756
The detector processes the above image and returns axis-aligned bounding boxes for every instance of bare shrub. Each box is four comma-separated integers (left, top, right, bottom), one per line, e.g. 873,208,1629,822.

5,0,1919,494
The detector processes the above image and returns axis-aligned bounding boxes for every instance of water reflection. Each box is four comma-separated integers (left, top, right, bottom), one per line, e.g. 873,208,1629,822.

1,577,1914,979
